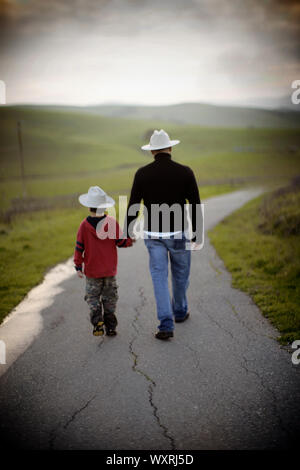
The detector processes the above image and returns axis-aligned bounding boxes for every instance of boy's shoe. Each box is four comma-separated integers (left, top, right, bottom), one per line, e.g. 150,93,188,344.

106,328,117,337
155,331,174,340
175,312,190,323
93,321,105,336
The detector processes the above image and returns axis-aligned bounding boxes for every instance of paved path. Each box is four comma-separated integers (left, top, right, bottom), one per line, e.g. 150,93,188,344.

0,188,299,450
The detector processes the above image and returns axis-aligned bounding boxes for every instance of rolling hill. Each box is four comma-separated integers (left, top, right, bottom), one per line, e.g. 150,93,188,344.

14,101,300,128
86,102,300,128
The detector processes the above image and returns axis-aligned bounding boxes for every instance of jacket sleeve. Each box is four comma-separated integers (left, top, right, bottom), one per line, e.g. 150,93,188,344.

123,170,143,238
115,221,133,248
74,223,85,271
185,168,203,243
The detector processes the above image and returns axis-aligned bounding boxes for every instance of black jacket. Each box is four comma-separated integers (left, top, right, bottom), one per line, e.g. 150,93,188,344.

124,152,203,242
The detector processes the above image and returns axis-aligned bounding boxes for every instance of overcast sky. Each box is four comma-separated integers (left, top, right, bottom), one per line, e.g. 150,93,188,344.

0,0,300,107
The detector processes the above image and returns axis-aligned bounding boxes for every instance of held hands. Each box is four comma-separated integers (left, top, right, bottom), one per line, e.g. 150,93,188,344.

190,241,202,251
77,270,84,278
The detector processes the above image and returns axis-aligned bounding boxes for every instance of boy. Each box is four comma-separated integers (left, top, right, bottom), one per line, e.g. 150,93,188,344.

74,186,133,337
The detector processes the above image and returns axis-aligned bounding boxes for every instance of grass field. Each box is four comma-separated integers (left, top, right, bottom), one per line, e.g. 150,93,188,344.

0,207,86,323
209,180,300,345
1,106,300,212
0,105,300,323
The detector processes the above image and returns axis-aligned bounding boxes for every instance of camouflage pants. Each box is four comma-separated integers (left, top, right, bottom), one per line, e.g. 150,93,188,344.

84,276,118,329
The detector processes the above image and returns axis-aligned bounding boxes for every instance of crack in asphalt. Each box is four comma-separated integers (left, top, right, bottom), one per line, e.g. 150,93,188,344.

80,337,105,369
200,298,290,440
199,297,270,349
200,303,236,342
49,422,62,450
129,287,176,451
224,297,276,341
177,341,204,374
63,394,97,430
48,394,97,449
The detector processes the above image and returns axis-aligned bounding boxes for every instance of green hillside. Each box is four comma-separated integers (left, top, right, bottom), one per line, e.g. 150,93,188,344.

86,102,300,128
1,105,300,216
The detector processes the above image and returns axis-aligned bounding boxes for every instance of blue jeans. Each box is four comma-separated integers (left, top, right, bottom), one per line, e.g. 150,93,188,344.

144,234,191,332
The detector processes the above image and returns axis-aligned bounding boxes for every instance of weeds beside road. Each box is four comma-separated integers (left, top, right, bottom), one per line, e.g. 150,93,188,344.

209,179,300,344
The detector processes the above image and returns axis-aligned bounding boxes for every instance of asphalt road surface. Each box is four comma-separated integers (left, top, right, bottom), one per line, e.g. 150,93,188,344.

0,188,299,450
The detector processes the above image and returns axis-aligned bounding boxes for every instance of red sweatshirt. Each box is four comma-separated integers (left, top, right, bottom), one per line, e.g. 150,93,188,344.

74,215,132,278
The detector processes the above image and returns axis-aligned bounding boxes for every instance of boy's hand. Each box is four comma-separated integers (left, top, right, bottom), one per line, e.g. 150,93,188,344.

190,242,202,251
77,270,84,278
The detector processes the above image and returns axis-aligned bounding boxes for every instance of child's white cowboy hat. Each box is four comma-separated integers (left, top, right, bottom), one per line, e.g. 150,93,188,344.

79,186,115,208
141,129,180,151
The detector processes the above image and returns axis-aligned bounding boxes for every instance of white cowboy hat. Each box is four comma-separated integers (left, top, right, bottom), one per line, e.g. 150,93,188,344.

141,129,180,151
78,186,115,208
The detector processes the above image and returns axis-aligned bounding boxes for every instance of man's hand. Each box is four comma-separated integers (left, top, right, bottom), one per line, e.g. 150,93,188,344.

190,241,202,251
77,270,84,278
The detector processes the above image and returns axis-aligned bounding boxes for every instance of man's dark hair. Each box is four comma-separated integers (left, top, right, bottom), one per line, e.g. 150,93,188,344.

152,147,172,153
89,208,97,213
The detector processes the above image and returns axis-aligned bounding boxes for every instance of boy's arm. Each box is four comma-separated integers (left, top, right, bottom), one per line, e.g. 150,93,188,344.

115,221,133,248
74,223,85,271
115,237,133,248
123,170,142,238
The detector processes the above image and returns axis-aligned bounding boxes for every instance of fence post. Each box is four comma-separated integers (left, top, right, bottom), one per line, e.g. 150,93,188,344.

17,120,27,198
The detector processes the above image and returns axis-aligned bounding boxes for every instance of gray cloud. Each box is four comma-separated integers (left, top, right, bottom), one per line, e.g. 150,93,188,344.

0,0,299,106
1,0,297,36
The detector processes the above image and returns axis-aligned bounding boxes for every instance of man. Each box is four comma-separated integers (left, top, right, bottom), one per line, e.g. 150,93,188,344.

124,129,203,340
